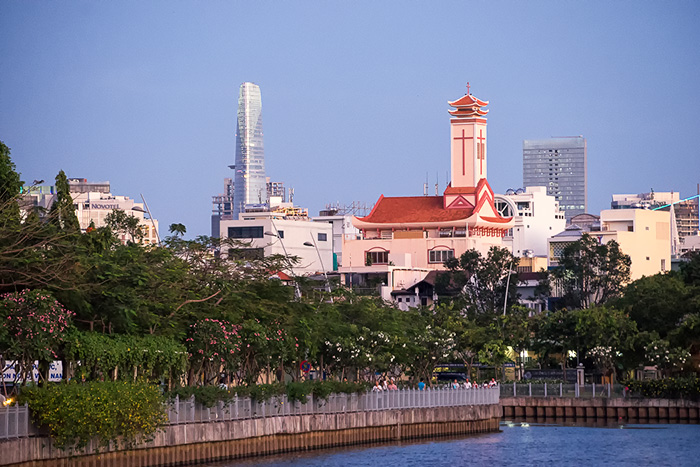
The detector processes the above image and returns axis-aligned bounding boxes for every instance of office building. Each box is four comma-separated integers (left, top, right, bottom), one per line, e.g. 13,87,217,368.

494,186,566,257
232,82,267,219
219,211,333,277
22,178,159,245
523,137,587,221
547,209,671,280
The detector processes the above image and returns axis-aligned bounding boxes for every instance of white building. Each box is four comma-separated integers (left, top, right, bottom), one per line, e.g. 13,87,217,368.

219,211,333,276
494,186,566,257
312,211,362,270
22,179,160,245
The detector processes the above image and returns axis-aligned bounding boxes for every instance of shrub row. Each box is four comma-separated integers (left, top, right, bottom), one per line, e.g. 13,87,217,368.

625,377,700,400
166,380,371,407
18,381,167,451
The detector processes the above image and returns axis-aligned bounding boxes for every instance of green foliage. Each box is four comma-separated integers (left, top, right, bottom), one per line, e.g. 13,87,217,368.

439,246,520,315
0,140,23,226
105,209,144,243
64,331,187,383
0,289,75,382
166,385,233,407
625,377,700,400
48,170,80,232
18,381,167,450
548,234,631,309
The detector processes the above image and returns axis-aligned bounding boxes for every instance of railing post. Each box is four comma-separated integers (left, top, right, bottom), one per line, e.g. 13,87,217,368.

560,382,562,397
528,382,532,397
544,382,547,397
593,382,596,398
607,383,611,398
513,381,516,397
575,383,579,398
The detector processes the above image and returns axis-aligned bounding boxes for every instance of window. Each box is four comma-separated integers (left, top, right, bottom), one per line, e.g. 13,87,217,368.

228,248,264,260
661,259,666,272
318,232,327,241
429,249,455,264
277,230,284,239
228,226,264,238
366,250,389,265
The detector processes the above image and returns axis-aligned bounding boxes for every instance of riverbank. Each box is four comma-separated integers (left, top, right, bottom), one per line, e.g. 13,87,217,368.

501,396,700,422
1,389,500,467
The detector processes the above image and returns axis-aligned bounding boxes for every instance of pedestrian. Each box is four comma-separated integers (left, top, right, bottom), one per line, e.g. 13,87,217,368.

452,379,460,389
388,378,398,390
418,378,426,391
372,380,383,392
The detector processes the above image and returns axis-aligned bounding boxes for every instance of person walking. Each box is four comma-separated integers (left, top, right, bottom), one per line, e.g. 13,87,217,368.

418,378,426,391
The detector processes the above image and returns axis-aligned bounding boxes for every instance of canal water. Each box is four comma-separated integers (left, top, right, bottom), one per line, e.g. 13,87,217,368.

206,421,700,467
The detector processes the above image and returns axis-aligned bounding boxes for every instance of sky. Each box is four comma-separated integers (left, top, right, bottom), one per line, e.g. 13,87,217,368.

1,1,699,237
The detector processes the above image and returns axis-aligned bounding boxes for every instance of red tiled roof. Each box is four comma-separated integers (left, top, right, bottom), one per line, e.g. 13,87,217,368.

444,184,477,195
448,94,489,108
357,195,473,224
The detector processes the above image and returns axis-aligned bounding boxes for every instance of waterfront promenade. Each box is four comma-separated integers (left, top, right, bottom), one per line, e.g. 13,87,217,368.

0,387,500,466
500,383,700,422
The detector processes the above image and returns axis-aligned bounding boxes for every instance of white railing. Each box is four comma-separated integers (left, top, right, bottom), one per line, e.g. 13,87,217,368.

501,382,626,399
167,386,500,425
0,404,31,440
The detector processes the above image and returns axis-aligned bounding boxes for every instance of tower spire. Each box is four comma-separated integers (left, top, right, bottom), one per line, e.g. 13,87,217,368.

466,82,471,95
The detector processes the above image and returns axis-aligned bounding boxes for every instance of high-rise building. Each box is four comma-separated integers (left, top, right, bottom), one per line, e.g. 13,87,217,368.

523,137,587,221
232,82,267,219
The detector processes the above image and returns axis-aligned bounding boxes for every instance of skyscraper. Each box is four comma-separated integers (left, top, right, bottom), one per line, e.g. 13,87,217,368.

232,82,267,219
523,136,587,221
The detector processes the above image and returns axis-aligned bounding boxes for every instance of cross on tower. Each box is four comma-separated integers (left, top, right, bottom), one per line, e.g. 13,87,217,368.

477,129,486,174
453,129,473,176
466,82,471,95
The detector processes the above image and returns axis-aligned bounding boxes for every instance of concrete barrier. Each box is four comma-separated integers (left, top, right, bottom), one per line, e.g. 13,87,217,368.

0,404,501,466
500,397,700,422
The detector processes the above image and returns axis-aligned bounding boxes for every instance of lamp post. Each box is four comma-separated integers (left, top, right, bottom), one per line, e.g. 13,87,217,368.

303,235,333,303
264,227,301,299
502,258,515,316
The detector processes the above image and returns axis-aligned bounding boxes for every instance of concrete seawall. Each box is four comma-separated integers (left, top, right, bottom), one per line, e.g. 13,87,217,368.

501,397,700,422
2,404,500,466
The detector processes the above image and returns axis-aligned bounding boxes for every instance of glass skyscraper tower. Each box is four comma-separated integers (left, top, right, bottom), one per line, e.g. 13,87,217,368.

233,82,267,219
523,136,587,221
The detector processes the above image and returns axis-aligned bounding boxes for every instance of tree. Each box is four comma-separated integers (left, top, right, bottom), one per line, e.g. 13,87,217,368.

105,209,144,243
0,141,23,227
0,289,75,386
438,246,520,316
48,170,80,232
546,234,631,309
168,223,187,237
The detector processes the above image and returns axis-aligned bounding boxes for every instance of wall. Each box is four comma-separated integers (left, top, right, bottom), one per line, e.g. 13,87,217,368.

501,396,700,422
0,404,500,467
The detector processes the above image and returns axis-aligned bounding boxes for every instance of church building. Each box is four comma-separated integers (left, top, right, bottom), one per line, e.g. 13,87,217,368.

339,87,514,302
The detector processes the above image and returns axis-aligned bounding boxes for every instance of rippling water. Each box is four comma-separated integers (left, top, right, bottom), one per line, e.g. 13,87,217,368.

207,421,700,467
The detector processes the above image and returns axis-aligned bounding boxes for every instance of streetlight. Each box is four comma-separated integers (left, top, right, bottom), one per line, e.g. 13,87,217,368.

502,258,516,316
264,228,301,299
303,235,333,302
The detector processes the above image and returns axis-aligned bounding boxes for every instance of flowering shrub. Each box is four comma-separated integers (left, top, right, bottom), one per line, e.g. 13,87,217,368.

644,339,690,372
0,289,74,382
19,381,167,450
186,318,241,383
625,377,700,401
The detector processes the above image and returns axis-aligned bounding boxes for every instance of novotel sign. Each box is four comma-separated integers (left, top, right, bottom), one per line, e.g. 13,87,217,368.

90,203,122,210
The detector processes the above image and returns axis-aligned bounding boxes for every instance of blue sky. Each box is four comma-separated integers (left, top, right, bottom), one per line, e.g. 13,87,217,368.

2,1,699,237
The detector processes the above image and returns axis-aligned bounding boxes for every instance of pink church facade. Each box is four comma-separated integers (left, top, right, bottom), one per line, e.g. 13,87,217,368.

339,88,514,284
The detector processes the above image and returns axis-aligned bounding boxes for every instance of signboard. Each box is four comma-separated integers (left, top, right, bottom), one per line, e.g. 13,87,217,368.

522,368,577,382
2,361,63,383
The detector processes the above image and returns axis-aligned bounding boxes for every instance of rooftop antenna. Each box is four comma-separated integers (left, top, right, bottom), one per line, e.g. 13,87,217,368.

423,172,428,196
435,172,439,196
